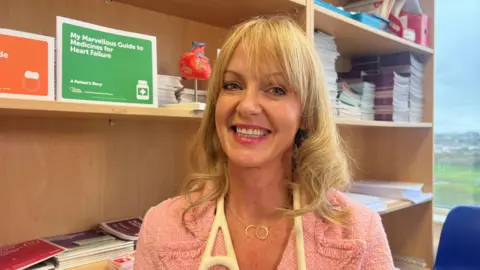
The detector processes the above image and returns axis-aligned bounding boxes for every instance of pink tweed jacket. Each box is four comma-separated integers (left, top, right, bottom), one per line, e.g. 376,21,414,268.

134,191,395,269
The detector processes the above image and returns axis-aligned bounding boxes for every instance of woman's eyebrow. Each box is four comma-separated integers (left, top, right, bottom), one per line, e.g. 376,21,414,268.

224,70,243,79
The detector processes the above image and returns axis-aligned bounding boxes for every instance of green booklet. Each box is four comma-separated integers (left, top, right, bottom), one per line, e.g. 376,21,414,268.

56,16,157,107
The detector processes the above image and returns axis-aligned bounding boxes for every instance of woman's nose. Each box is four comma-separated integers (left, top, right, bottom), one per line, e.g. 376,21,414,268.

236,87,262,117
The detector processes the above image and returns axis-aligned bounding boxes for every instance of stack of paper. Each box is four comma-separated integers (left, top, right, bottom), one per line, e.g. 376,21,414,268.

408,55,425,123
334,101,362,119
157,74,182,106
366,72,410,122
43,229,134,270
334,82,362,119
349,180,433,204
346,52,425,122
314,31,340,107
375,53,425,122
344,192,387,212
348,81,376,120
175,88,207,104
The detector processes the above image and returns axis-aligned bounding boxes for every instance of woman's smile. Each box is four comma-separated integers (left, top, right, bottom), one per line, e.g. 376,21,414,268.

230,124,272,145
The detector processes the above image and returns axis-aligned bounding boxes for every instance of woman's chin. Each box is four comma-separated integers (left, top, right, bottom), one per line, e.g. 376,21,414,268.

228,154,268,168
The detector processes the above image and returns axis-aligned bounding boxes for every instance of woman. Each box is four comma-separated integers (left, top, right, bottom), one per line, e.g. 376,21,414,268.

135,16,394,269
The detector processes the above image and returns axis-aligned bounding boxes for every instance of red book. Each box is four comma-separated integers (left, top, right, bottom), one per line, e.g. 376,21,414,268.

0,239,65,270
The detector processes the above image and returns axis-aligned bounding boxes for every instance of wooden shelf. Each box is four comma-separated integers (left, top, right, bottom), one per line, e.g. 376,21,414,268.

379,198,432,215
115,0,305,28
0,98,432,128
313,5,434,56
0,98,202,120
335,118,432,128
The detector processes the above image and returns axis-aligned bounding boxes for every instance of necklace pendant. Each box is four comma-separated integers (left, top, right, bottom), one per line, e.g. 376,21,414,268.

256,226,269,240
244,225,269,240
245,225,256,238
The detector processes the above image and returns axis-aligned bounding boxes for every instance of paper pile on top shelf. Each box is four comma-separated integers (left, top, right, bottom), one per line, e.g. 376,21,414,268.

344,192,387,212
175,88,207,104
350,180,433,204
314,31,340,108
157,74,182,106
43,229,134,270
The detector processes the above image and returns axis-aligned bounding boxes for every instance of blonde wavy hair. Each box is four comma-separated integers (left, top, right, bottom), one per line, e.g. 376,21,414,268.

182,16,351,225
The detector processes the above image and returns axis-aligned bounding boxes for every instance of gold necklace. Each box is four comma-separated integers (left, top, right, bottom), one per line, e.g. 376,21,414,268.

226,204,283,240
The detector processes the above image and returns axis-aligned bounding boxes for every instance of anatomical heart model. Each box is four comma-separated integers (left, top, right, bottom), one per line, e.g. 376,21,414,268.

178,42,211,104
179,41,212,80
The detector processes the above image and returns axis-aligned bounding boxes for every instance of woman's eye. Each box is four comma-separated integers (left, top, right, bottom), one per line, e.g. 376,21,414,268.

222,82,242,91
267,86,286,96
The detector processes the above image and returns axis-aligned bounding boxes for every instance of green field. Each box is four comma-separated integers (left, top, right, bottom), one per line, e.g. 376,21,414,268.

434,165,480,208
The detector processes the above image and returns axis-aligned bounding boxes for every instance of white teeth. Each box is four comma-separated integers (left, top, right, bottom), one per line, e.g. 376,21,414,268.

236,127,268,137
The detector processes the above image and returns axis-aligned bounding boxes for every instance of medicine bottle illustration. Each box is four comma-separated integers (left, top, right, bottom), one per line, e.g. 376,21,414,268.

136,80,149,100
23,71,41,92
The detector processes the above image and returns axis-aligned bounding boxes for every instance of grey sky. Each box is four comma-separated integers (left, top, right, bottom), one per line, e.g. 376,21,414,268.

435,0,480,133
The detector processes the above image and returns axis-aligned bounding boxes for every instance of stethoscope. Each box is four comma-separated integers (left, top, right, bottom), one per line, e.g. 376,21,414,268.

199,188,307,270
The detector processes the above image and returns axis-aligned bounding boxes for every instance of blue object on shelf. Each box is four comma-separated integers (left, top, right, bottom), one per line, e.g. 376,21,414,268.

314,0,352,18
351,13,389,30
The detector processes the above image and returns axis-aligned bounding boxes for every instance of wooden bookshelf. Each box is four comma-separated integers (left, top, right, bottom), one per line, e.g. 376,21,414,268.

0,98,203,120
0,97,432,128
313,4,434,55
115,0,306,28
379,198,433,216
0,0,435,268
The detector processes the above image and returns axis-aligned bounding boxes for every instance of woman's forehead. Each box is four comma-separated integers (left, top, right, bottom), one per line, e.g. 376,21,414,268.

224,44,289,82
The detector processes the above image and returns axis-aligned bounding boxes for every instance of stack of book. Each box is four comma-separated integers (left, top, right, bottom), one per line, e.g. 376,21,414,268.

407,55,425,123
367,71,410,122
314,30,340,109
341,52,425,122
0,217,142,269
175,88,207,104
43,229,134,269
335,81,362,119
349,81,376,120
157,74,183,106
0,239,64,270
344,192,387,212
349,180,433,204
334,80,376,120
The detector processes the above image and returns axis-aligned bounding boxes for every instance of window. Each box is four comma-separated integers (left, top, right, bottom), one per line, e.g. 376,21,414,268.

434,0,480,210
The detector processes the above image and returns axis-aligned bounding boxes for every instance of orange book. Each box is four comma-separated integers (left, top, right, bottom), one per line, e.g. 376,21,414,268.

0,29,55,100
